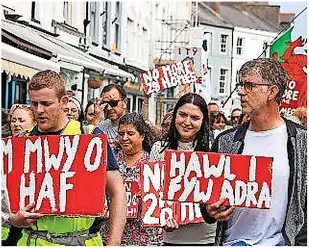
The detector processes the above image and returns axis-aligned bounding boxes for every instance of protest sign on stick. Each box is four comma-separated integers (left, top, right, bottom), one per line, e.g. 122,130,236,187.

140,161,203,227
163,150,273,209
140,60,197,95
2,134,108,216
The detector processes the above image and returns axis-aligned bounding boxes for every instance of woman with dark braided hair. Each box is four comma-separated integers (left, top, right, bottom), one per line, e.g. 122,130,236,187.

100,112,163,246
150,93,216,246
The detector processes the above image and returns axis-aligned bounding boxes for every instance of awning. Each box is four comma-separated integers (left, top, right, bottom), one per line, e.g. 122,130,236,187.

88,52,134,79
2,19,134,78
102,63,134,78
1,43,60,78
2,19,104,73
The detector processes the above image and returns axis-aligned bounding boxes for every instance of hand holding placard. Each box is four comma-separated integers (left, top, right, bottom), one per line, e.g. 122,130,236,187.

205,198,235,222
10,202,44,228
140,60,197,95
164,218,179,232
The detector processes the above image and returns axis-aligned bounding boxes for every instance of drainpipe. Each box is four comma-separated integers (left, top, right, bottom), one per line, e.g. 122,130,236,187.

5,74,10,109
229,27,234,108
11,77,16,105
81,68,85,108
81,1,89,109
223,27,235,109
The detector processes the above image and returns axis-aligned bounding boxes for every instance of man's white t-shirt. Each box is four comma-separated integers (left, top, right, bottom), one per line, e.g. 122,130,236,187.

223,123,290,246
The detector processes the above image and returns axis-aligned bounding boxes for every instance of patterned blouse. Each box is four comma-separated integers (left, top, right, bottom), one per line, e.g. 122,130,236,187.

100,150,164,246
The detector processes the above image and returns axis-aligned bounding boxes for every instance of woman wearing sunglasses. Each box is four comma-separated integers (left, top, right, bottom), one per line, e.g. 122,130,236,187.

150,93,216,246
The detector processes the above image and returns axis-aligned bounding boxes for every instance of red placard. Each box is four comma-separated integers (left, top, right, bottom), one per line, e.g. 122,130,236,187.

140,60,197,95
163,150,273,209
103,180,139,218
2,134,107,216
141,161,203,227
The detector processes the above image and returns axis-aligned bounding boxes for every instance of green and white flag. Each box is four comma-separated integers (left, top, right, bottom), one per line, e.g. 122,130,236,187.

270,26,294,62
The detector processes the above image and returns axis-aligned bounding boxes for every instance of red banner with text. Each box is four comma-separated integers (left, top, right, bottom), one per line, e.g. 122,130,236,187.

140,60,197,95
163,150,273,209
141,161,203,227
2,134,107,216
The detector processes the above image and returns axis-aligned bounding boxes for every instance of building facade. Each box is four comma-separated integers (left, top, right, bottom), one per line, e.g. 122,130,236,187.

2,1,293,123
198,2,280,117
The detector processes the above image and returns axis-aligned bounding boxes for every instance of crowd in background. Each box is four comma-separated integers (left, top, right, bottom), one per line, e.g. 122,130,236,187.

1,92,306,141
1,58,307,246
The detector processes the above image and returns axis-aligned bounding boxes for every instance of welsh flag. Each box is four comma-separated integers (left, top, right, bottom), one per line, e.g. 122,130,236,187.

270,26,307,116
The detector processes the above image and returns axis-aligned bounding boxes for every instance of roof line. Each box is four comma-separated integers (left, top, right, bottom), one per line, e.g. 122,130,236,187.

198,2,231,25
199,22,233,30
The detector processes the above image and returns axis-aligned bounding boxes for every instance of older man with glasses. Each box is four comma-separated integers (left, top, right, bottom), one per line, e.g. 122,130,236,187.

92,84,127,152
200,58,307,246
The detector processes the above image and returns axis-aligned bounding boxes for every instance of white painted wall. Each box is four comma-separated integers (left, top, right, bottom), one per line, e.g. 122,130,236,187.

230,26,277,112
124,1,151,71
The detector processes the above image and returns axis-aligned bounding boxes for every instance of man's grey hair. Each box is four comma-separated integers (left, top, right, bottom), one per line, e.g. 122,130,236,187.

239,58,288,105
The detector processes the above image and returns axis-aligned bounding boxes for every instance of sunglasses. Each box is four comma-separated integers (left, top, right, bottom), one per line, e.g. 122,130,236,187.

231,116,240,120
100,99,122,108
211,111,224,116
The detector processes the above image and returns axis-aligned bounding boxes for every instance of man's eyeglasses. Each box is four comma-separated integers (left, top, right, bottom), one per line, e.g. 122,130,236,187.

236,82,272,93
100,99,122,108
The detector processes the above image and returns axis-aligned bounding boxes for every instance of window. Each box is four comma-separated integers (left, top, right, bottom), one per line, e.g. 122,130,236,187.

236,37,244,55
220,34,228,53
89,2,99,45
137,98,144,112
126,18,134,56
134,23,140,61
261,41,268,58
219,69,228,94
31,2,40,23
126,95,133,112
114,2,122,51
142,27,148,62
63,2,73,26
102,2,108,46
137,23,141,60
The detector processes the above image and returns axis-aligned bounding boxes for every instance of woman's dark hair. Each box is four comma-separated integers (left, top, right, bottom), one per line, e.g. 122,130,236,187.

84,98,96,118
209,111,228,129
163,93,210,152
118,112,154,153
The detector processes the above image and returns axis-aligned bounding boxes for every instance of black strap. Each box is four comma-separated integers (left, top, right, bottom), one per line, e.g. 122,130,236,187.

2,226,22,246
80,123,85,134
89,217,104,234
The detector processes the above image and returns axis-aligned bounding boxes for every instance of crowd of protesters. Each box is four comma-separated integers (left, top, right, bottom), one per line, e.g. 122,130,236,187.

1,57,307,246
